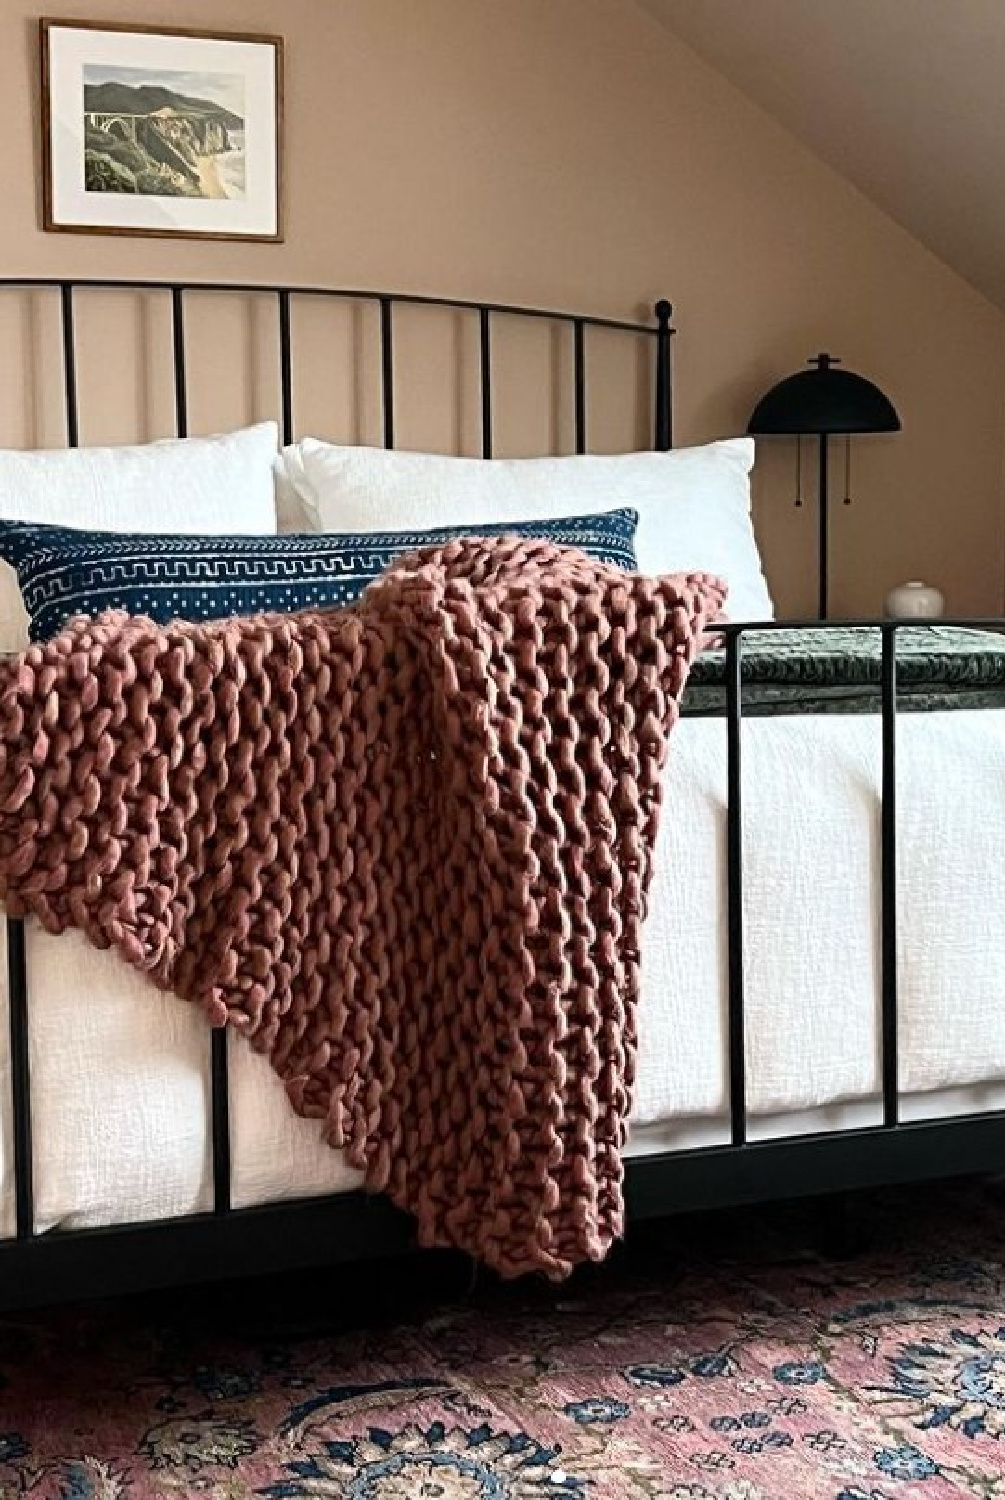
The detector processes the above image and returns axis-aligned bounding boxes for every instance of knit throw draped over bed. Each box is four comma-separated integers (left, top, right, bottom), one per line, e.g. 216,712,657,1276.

0,537,725,1278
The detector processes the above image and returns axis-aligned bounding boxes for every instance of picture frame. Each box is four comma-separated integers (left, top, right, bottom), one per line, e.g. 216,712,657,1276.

41,18,284,241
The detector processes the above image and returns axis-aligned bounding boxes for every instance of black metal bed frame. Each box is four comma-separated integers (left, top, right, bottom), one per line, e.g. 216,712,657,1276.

2,277,1005,1312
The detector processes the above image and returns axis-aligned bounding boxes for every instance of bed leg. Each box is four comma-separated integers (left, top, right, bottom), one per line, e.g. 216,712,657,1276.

814,1193,873,1261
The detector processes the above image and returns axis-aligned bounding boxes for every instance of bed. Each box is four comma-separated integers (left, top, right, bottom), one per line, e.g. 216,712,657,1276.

2,278,1005,1310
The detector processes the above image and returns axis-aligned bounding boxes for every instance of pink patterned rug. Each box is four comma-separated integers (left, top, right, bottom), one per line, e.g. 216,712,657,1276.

2,1183,1005,1498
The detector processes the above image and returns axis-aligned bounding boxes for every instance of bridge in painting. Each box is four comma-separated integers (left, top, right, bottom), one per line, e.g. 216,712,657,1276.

85,110,202,142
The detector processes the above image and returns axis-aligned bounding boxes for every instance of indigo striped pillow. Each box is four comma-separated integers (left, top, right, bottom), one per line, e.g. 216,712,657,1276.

0,510,638,642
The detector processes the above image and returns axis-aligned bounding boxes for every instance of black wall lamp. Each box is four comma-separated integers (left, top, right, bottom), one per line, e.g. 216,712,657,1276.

748,354,901,619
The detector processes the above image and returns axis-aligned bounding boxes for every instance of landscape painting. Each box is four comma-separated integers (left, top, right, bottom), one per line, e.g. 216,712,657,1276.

43,22,282,240
83,65,247,200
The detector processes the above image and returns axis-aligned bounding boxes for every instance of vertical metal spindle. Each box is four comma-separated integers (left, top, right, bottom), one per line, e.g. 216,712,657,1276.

278,289,294,447
210,1028,232,1215
653,299,673,452
379,297,394,449
60,283,79,448
573,319,586,455
479,307,492,459
726,631,747,1147
7,916,33,1240
881,626,899,1128
170,287,188,439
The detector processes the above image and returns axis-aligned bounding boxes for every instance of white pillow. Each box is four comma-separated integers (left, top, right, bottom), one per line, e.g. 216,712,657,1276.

0,423,279,651
280,436,772,621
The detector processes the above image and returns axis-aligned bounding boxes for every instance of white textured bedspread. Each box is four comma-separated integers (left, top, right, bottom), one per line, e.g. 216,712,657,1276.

2,709,1004,1237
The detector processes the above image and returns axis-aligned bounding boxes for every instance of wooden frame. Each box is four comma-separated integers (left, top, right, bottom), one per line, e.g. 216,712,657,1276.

40,18,284,242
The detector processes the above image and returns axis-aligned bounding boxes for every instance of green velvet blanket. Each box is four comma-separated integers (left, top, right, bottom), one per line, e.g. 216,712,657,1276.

683,625,1005,716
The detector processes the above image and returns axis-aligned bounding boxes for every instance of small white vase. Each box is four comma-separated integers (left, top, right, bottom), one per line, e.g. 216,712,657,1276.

885,580,944,619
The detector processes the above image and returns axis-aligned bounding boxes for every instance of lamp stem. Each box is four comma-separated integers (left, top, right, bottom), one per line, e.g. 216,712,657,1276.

818,430,829,620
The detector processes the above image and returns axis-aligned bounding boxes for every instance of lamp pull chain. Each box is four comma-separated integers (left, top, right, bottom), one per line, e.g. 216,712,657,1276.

844,435,852,505
794,434,803,507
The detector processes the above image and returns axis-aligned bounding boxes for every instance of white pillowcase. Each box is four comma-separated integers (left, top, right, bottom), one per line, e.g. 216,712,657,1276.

0,423,279,651
280,437,772,621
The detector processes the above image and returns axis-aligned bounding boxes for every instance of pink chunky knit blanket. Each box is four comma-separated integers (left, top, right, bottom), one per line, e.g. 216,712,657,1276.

0,537,724,1277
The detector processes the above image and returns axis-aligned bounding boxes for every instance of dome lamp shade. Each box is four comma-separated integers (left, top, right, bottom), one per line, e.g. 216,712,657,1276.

747,354,901,436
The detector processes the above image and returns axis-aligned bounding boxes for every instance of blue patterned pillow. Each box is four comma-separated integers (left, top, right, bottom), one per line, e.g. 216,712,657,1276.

0,510,637,642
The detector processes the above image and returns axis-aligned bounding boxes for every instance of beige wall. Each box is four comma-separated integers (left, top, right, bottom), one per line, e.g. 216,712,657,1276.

0,0,1002,617
645,0,1005,314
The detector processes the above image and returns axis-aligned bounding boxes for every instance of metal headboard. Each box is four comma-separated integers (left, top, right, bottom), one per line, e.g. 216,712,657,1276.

0,279,676,458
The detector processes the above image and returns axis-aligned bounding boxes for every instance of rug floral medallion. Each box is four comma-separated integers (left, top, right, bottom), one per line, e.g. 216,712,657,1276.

2,1186,1005,1499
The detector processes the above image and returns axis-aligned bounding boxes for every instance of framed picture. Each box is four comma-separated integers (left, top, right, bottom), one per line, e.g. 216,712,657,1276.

41,19,283,241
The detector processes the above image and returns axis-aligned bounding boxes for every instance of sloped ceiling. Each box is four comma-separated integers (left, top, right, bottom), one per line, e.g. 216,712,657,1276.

640,0,1005,309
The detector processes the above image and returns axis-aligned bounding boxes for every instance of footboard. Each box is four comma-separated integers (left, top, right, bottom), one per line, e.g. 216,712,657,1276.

628,616,1005,1213
4,615,1005,1309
